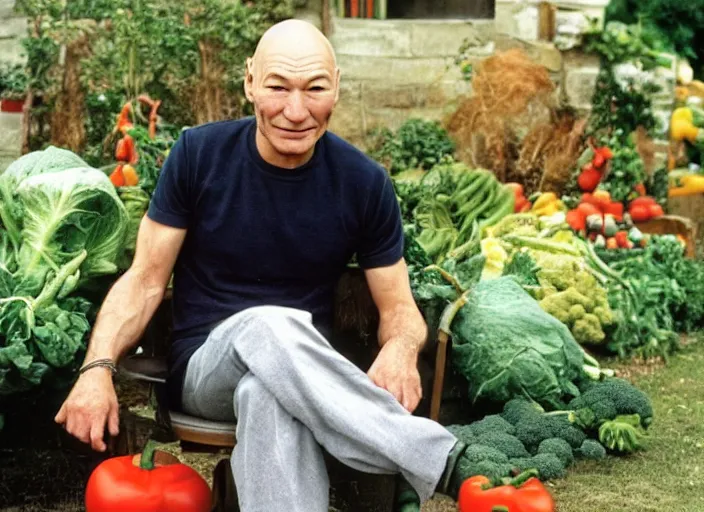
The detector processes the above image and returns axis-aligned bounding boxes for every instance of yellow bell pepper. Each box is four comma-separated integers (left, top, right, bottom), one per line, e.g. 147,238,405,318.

531,192,559,216
670,107,704,143
669,173,704,197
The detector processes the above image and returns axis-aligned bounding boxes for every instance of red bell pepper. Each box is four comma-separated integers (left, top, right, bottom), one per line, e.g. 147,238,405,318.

458,469,555,512
85,440,212,512
566,209,586,232
109,164,126,187
603,201,624,221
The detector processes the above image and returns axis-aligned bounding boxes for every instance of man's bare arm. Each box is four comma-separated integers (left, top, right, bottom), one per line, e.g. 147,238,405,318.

82,216,186,363
55,216,186,451
365,258,427,352
364,258,427,412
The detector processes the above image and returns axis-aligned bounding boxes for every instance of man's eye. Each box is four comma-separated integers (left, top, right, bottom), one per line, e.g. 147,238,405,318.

309,86,325,91
268,86,286,91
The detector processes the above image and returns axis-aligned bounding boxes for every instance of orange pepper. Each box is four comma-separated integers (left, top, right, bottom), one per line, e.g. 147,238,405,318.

122,164,140,186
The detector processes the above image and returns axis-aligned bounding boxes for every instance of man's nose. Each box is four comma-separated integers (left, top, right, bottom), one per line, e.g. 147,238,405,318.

283,90,308,124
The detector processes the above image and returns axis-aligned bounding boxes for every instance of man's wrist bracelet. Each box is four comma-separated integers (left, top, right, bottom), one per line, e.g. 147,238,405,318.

79,358,117,376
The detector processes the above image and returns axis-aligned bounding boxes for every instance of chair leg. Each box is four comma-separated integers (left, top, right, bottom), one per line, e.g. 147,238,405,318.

211,458,239,512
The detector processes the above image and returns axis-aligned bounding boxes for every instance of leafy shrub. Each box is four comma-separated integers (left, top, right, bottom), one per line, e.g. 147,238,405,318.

367,118,456,174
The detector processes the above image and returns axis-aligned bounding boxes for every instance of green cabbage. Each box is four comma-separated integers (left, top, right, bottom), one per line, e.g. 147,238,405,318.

451,277,586,410
0,146,128,396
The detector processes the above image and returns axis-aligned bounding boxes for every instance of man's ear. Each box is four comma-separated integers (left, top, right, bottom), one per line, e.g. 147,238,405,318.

333,67,341,105
244,57,255,103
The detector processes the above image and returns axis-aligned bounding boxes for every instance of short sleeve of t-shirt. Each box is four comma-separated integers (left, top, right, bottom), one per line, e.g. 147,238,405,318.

356,173,404,269
147,131,192,228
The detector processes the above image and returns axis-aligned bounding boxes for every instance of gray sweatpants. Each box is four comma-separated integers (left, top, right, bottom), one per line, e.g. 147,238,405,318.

181,306,458,512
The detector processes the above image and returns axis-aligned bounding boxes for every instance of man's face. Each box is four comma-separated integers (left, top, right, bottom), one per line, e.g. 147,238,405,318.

245,36,340,167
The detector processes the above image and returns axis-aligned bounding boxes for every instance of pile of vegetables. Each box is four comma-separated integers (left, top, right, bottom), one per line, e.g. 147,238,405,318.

443,375,653,487
565,191,662,250
395,163,515,264
0,147,128,397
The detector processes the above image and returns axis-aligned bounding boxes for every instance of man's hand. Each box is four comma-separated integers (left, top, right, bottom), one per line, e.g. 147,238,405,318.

54,369,120,452
367,339,422,413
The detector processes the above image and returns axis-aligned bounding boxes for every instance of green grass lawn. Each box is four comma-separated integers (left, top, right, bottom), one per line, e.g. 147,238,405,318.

549,337,704,512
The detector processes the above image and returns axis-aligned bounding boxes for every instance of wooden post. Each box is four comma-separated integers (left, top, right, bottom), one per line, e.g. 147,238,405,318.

430,331,449,422
538,2,557,42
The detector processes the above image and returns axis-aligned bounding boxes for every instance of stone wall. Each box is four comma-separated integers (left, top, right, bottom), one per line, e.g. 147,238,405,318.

325,1,616,148
0,0,26,171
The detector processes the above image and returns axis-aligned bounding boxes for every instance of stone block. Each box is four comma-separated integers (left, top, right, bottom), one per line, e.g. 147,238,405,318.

561,49,601,71
0,38,25,65
563,67,600,108
494,3,539,41
492,36,562,72
0,0,18,19
330,19,412,58
428,80,472,108
362,106,446,135
336,54,454,84
329,99,364,143
338,80,362,101
409,21,490,58
0,16,26,39
0,111,22,157
362,83,418,109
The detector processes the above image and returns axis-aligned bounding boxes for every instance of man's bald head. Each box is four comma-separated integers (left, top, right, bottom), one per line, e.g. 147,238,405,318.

244,19,341,169
248,19,337,78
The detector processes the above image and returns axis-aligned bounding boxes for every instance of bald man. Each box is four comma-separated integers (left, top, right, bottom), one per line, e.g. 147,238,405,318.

56,19,473,512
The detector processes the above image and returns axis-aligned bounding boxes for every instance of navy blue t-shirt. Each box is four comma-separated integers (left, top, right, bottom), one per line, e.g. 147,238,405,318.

146,117,403,409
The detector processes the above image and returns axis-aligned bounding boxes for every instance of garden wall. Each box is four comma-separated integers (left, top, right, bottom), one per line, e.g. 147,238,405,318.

324,0,676,151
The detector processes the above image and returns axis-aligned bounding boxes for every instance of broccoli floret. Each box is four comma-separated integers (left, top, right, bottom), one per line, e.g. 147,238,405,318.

462,444,509,464
502,398,543,426
571,379,653,429
451,457,514,493
530,453,567,481
476,432,530,459
568,392,618,427
445,424,476,445
515,417,554,452
576,439,607,460
572,313,606,345
509,457,537,473
546,415,587,448
537,438,574,467
468,414,516,437
595,379,654,427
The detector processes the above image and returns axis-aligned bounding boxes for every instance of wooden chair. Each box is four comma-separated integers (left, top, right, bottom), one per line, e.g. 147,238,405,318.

118,267,451,512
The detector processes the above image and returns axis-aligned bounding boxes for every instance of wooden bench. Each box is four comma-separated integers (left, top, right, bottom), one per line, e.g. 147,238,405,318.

118,267,451,512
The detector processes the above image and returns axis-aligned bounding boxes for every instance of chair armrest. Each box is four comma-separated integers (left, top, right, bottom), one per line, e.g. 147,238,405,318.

119,354,168,384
